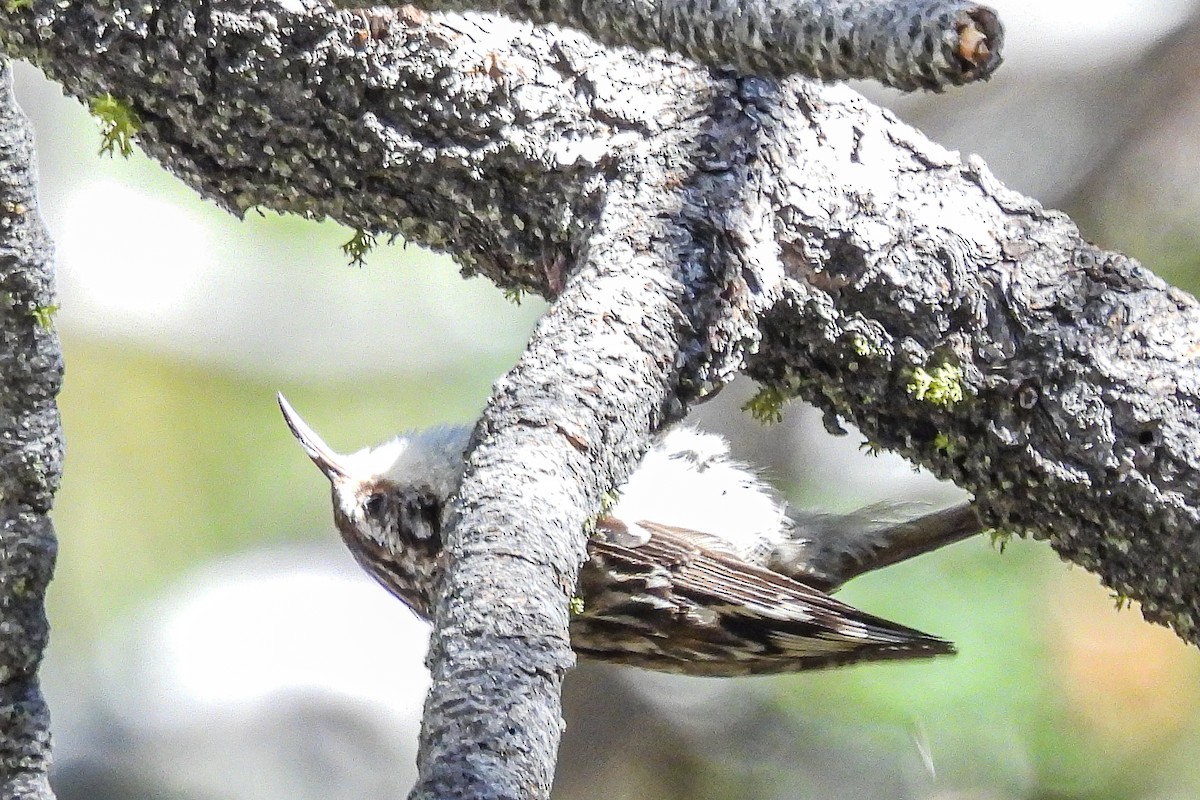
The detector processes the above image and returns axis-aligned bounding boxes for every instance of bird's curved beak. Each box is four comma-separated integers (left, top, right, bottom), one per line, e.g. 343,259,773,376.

277,393,350,480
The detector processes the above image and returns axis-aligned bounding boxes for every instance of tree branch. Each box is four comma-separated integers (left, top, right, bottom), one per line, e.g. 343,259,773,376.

4,0,1199,796
743,122,1200,637
416,92,783,794
415,250,688,799
333,0,1004,91
0,58,62,800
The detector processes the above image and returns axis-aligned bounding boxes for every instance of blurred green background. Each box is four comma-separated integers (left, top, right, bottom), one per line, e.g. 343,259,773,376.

21,1,1200,798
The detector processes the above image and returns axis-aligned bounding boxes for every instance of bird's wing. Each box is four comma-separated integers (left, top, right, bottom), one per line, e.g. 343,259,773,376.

574,519,953,676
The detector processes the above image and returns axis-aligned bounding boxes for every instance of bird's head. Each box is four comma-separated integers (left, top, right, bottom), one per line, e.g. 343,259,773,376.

277,393,472,618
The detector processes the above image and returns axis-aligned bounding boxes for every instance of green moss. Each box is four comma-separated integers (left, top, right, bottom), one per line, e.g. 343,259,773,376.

1111,591,1134,611
4,0,32,13
931,430,966,456
569,596,585,616
987,528,1011,553
906,363,965,407
341,228,377,267
30,304,59,331
742,385,786,425
89,93,141,158
503,287,525,305
859,439,882,457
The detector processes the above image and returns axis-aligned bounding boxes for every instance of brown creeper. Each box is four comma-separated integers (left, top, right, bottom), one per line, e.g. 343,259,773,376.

279,395,981,676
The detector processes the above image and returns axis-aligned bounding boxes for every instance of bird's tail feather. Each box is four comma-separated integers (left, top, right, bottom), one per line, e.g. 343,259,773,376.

772,501,982,591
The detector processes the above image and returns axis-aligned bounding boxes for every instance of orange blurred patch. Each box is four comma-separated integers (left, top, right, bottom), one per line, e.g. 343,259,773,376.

1047,569,1200,754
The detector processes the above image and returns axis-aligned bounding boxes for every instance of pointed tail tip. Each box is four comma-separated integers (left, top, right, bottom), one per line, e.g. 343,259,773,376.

917,632,956,658
933,637,957,656
883,621,955,660
872,612,956,659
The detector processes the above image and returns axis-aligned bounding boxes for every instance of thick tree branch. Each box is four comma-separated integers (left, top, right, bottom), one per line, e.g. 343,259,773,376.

3,0,1199,795
0,59,61,800
416,251,689,799
741,106,1200,635
416,92,782,795
333,0,1004,91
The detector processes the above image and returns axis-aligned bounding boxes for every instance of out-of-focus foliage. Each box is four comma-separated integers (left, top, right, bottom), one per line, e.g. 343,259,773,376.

52,337,512,632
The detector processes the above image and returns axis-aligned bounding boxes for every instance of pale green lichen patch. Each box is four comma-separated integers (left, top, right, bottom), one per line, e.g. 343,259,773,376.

568,596,585,616
906,363,965,407
742,385,786,425
850,332,877,357
89,93,140,158
341,228,377,267
4,0,32,13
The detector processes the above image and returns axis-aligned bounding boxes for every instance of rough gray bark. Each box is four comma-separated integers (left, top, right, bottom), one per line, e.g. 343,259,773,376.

1,0,1197,797
0,58,61,800
416,120,780,794
332,0,1004,91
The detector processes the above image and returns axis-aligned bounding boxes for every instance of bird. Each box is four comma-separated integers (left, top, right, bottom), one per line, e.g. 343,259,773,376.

278,394,982,677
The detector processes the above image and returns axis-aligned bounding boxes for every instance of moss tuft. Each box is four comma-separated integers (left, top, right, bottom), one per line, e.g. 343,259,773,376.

30,304,59,331
988,528,1011,553
341,228,377,267
89,93,141,158
742,385,786,425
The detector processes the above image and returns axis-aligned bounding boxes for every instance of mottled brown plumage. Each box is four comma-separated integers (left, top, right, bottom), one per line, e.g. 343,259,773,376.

573,521,953,675
279,394,980,676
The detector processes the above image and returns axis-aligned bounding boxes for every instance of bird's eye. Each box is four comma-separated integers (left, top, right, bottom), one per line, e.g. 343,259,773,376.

364,493,386,517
